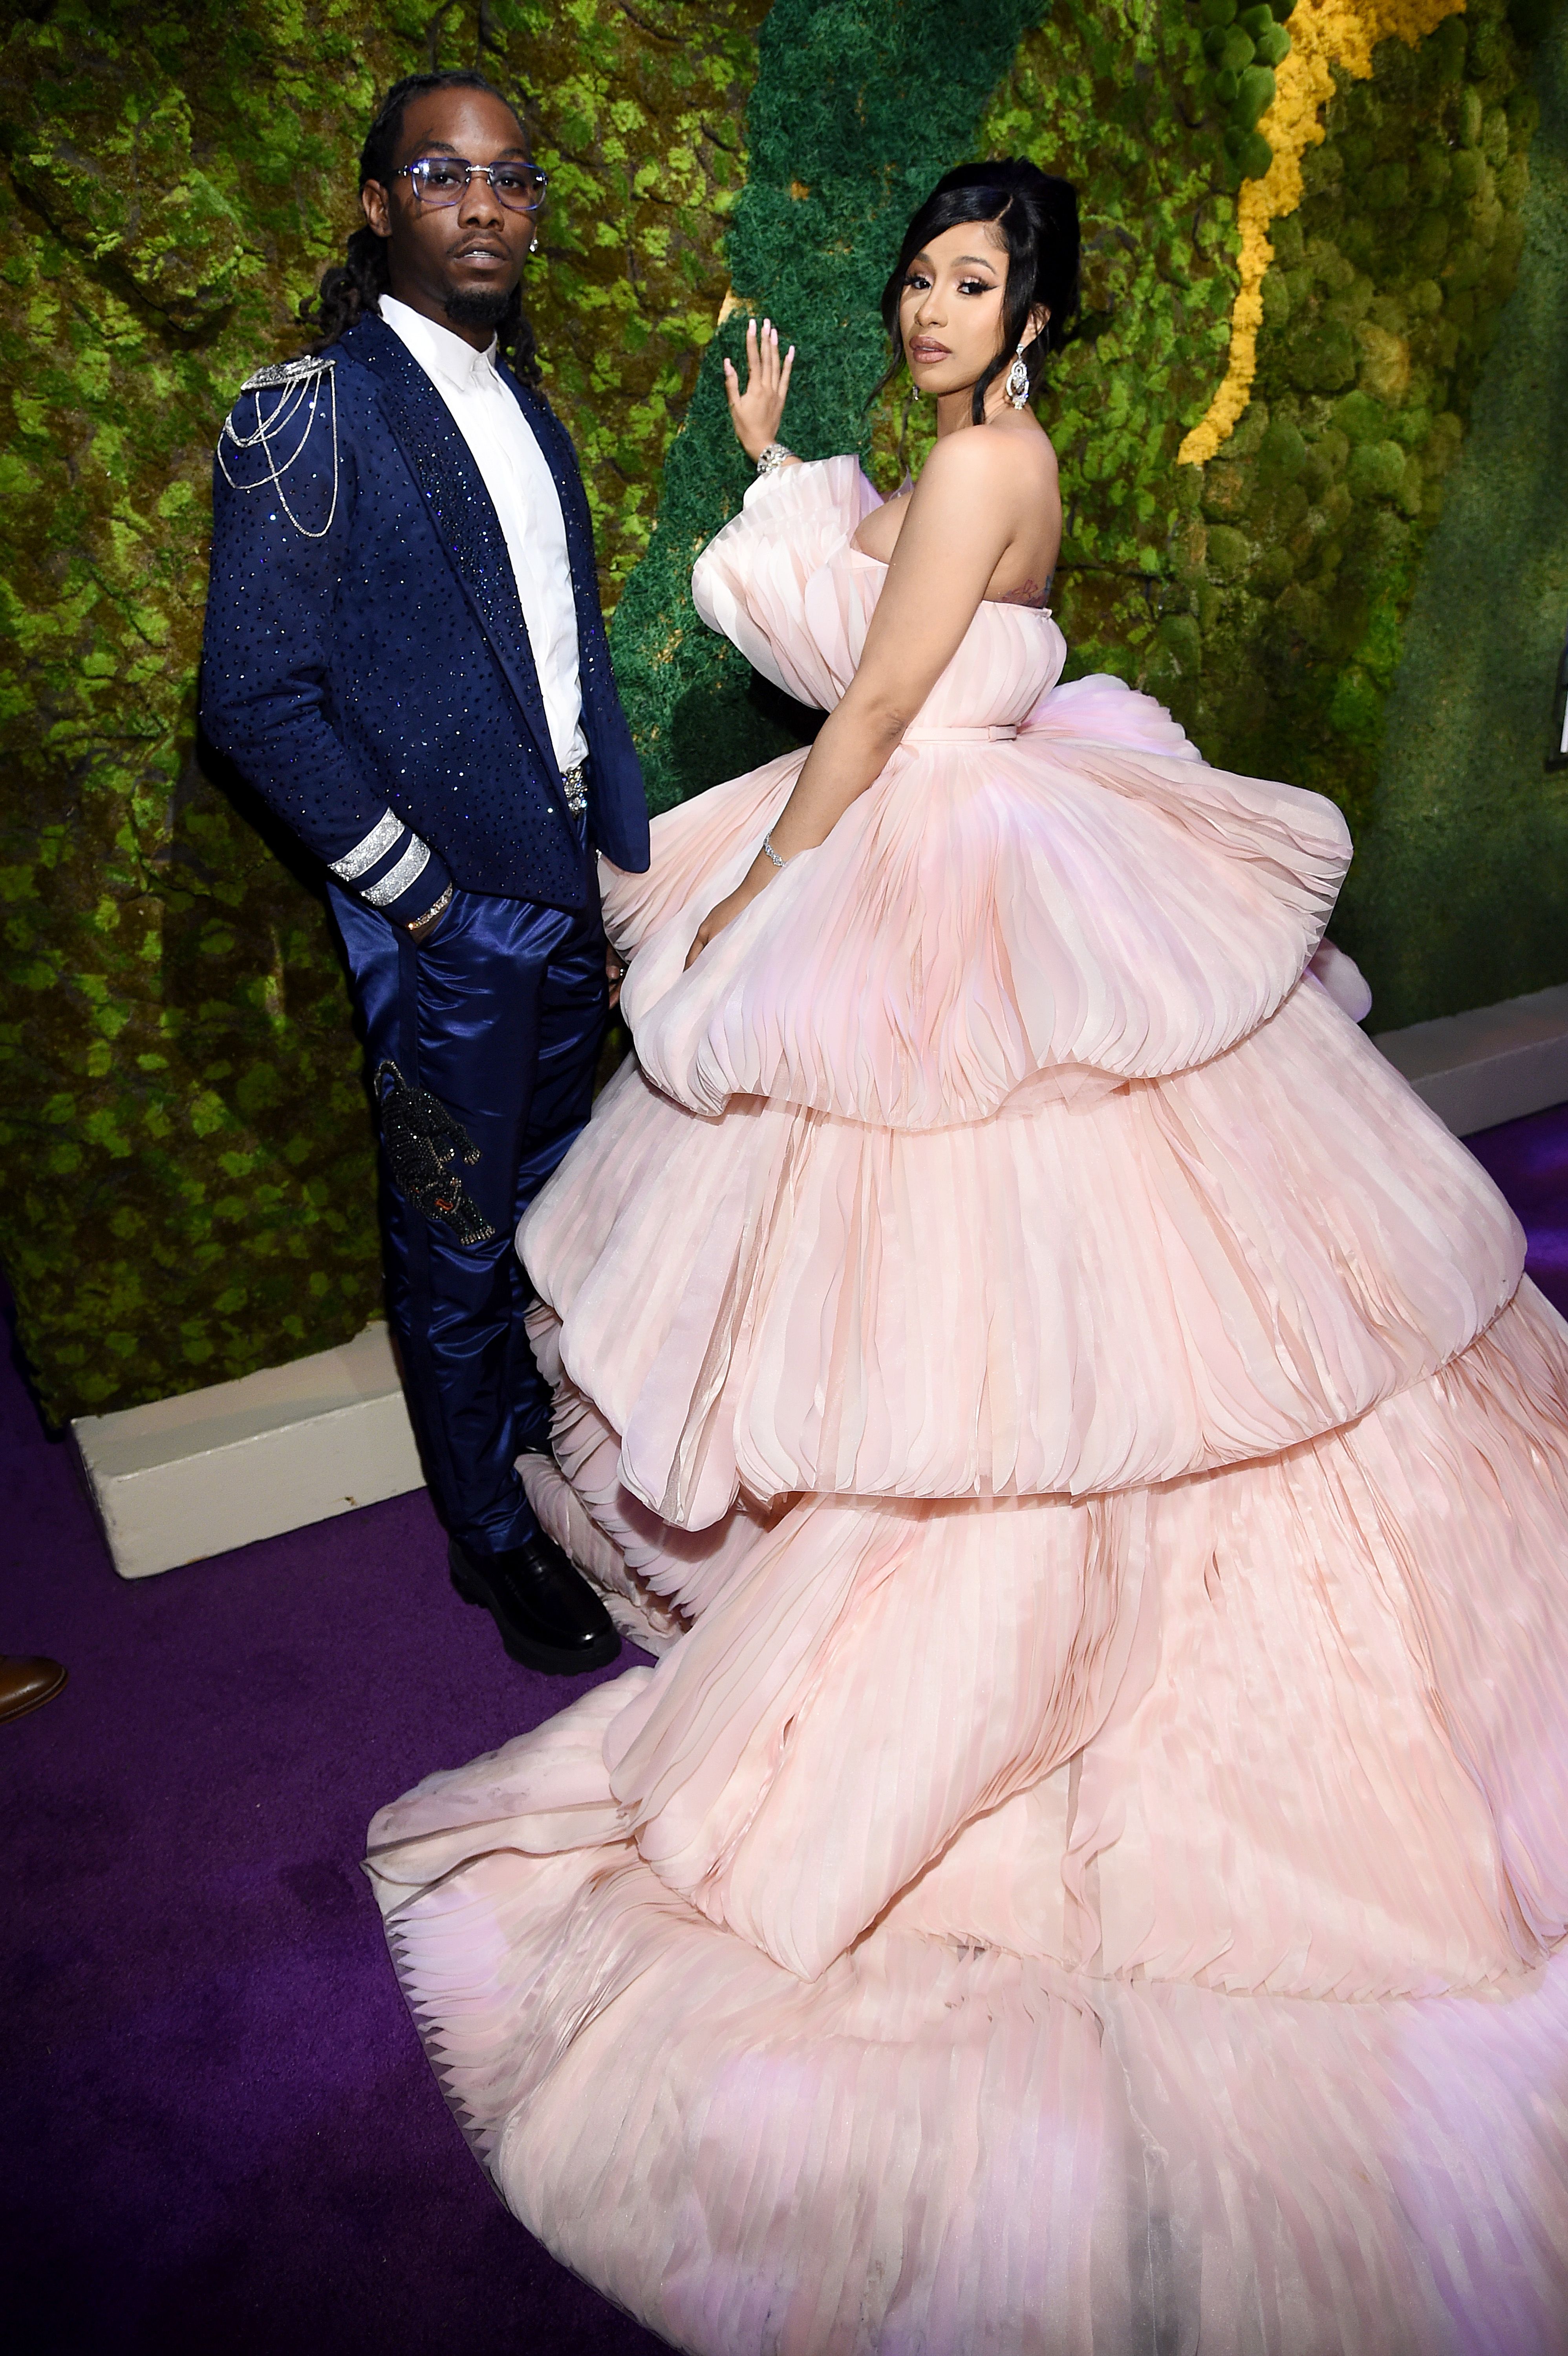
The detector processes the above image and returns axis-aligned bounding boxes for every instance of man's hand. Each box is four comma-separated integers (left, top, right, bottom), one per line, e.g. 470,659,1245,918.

722,317,796,462
606,944,626,1009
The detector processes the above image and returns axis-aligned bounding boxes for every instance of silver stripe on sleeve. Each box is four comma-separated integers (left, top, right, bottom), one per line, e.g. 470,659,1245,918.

328,809,404,882
361,838,432,908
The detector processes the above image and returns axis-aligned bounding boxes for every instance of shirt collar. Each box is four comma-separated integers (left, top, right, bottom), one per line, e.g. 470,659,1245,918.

379,294,500,393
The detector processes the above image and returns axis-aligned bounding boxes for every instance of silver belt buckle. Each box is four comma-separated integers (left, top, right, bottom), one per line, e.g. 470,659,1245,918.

562,759,588,816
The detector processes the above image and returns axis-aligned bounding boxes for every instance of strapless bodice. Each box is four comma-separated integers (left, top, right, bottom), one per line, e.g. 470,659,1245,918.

694,457,1067,732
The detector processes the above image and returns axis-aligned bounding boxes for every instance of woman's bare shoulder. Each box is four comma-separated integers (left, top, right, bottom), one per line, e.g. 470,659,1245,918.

915,420,1058,507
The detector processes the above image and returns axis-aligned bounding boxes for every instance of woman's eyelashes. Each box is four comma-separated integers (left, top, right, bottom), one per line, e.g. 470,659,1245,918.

902,272,997,299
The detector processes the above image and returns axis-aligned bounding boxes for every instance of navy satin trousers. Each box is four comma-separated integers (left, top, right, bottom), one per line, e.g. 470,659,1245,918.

330,865,606,1560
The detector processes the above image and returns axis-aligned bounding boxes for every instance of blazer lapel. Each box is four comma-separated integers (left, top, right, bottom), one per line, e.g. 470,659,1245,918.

346,317,563,791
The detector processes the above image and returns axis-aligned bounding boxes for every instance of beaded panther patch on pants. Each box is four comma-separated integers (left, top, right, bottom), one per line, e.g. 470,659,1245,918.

373,1060,496,1246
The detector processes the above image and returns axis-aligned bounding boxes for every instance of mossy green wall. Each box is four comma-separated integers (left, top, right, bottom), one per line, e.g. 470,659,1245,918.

1175,1,1541,846
2,0,1564,1419
1336,2,1568,1023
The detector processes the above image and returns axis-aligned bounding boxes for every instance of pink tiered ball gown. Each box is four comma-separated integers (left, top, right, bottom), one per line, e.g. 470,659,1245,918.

367,458,1568,2354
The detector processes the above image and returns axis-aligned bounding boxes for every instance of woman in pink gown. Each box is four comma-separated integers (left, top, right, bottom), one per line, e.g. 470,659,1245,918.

368,164,1568,2352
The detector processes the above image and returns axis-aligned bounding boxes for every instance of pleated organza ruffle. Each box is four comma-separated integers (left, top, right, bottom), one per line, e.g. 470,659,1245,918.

491,1284,1568,1991
369,457,1568,2354
373,1805,1568,2356
524,976,1520,1526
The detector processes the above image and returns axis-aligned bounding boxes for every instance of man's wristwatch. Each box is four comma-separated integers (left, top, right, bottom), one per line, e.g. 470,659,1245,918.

406,883,454,934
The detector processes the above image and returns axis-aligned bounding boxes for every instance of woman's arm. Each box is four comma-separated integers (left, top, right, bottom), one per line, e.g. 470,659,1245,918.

686,428,1040,965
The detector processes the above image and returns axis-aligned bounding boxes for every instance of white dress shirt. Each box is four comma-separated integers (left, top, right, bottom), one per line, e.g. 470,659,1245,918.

380,294,588,773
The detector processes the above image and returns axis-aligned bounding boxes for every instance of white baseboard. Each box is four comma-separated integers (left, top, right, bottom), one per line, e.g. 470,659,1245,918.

1373,981,1568,1136
73,1321,424,1580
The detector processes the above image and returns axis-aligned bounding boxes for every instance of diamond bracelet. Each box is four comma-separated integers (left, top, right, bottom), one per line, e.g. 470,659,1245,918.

406,882,454,934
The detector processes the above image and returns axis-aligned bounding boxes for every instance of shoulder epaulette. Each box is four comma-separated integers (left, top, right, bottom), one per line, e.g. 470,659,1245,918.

239,351,335,396
218,351,340,540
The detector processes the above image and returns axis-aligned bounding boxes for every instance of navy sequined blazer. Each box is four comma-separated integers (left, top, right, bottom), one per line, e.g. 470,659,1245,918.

199,313,650,924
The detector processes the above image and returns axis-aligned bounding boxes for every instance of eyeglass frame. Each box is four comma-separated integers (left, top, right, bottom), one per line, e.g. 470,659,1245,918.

393,156,550,214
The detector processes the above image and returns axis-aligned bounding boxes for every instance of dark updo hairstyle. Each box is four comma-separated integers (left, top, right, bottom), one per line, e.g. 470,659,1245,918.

300,70,542,386
878,159,1080,424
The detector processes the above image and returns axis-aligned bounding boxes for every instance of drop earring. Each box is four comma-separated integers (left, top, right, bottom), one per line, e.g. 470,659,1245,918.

1004,335,1031,410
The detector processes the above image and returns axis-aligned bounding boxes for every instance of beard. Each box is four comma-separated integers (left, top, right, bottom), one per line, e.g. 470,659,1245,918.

443,285,513,336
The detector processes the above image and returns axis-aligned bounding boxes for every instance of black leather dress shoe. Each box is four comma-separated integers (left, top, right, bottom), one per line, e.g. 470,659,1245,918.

449,1533,620,1675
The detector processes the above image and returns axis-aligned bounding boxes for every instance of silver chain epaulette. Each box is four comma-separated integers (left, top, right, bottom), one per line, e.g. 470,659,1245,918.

240,353,335,394
217,353,339,540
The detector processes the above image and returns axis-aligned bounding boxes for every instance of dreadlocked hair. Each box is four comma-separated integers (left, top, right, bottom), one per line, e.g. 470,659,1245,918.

299,69,542,387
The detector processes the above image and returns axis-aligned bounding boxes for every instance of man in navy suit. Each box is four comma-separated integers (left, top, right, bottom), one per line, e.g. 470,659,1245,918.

201,70,649,1675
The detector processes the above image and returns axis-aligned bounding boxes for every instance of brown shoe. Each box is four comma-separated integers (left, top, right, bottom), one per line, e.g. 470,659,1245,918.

0,1655,68,1724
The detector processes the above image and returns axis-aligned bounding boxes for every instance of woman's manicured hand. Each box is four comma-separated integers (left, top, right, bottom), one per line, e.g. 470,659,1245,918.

685,862,774,968
723,317,796,461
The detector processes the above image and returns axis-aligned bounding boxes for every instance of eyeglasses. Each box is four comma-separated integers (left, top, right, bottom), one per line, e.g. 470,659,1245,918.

395,157,549,214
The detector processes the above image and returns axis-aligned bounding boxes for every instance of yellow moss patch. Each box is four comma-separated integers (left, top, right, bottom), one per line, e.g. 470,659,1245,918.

1179,0,1467,465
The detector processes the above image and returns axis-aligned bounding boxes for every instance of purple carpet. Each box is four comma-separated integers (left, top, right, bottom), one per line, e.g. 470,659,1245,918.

2,1357,664,2351
7,1098,1568,2355
1464,1098,1568,1321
